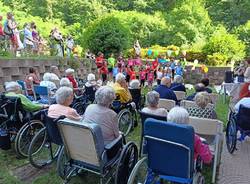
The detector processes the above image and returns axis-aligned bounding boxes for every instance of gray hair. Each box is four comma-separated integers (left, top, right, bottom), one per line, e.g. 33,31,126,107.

5,81,21,92
50,65,58,73
167,107,189,124
60,78,72,88
147,91,160,107
87,73,96,81
129,79,140,89
65,68,75,74
161,77,171,86
55,87,73,105
174,75,183,84
194,92,211,108
115,73,126,83
43,72,52,81
95,86,116,107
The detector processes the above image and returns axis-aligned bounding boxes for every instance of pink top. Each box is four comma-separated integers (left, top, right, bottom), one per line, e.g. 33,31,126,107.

148,72,154,82
140,71,146,80
194,134,212,164
48,104,81,121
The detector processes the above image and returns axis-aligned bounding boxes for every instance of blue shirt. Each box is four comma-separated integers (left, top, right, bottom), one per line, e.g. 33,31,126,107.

186,93,197,101
113,67,119,77
154,85,177,102
171,83,186,92
235,97,250,112
175,66,183,76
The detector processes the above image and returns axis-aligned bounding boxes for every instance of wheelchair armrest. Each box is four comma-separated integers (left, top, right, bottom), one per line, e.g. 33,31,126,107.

105,135,123,150
53,115,66,123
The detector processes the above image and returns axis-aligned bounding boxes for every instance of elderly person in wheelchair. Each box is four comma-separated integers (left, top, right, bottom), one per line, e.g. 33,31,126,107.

5,81,48,112
84,86,119,144
48,86,81,121
142,91,167,117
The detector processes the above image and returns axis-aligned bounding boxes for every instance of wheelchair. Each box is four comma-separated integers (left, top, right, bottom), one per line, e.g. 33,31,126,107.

111,99,138,137
0,94,44,158
129,88,145,110
226,105,250,154
56,118,138,184
128,118,205,184
28,111,65,168
71,92,90,116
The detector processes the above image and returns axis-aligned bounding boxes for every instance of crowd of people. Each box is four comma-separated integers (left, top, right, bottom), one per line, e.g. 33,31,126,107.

0,12,76,57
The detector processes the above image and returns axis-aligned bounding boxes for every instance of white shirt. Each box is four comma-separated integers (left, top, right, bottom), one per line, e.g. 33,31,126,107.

235,97,250,112
157,71,163,79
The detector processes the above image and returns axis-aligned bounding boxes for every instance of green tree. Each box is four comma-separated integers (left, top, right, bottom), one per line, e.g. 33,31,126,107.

83,16,131,56
235,21,250,56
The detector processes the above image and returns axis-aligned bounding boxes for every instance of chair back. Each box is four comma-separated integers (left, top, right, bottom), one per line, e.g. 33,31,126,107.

209,93,219,105
17,80,28,96
144,118,194,180
237,105,250,130
189,116,223,136
158,99,176,111
33,85,50,103
44,114,64,145
174,91,186,101
58,119,105,167
180,100,214,109
129,88,142,109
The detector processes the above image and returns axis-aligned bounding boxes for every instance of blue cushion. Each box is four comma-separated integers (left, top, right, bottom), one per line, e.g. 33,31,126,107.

144,118,194,179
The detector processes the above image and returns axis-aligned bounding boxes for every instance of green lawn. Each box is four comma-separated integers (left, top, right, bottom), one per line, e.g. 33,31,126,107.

0,92,229,184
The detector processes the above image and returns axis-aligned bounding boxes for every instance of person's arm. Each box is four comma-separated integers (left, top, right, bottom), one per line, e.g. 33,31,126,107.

67,109,82,121
18,94,43,112
112,113,120,138
194,135,212,164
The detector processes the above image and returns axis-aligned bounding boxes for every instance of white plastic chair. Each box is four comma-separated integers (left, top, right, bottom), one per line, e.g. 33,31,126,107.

180,100,215,109
209,93,219,105
174,91,186,101
189,116,224,183
158,99,176,111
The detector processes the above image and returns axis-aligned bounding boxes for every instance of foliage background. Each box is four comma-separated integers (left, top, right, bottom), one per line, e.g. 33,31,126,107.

1,0,250,65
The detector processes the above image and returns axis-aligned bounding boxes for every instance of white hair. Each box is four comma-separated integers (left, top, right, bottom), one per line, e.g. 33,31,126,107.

65,68,75,74
167,107,189,124
87,73,96,81
129,79,140,89
5,81,21,92
147,91,160,107
55,87,73,105
174,75,183,84
95,86,116,107
43,72,52,81
115,73,126,83
60,78,72,88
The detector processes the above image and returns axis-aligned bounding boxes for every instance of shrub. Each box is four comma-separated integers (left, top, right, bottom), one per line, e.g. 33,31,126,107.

203,26,246,63
206,53,228,66
235,20,250,56
83,16,130,56
186,50,207,62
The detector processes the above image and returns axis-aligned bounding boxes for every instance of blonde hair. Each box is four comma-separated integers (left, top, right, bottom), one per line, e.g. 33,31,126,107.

194,92,211,108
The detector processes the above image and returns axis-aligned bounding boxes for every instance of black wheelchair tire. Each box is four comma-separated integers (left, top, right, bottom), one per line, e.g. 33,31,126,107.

15,120,44,158
226,117,237,154
118,109,133,136
115,141,138,184
72,102,87,116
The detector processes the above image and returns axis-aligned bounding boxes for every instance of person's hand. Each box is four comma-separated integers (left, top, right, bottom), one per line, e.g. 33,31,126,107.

43,104,49,109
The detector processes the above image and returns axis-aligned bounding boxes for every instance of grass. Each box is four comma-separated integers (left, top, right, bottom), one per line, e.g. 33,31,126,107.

0,90,229,184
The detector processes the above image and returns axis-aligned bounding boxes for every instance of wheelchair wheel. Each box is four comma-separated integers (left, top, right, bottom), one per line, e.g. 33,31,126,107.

72,102,87,116
28,127,61,169
115,141,138,184
226,116,237,154
57,146,76,180
127,157,148,184
15,120,44,158
193,172,205,184
118,109,133,136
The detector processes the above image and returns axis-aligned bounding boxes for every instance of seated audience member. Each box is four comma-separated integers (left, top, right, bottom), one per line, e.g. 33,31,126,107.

239,60,250,99
25,67,40,95
50,65,60,86
5,81,48,112
167,107,212,164
186,83,205,101
142,91,168,117
60,77,72,88
111,73,132,103
234,97,250,113
65,68,78,89
85,73,100,102
170,75,186,92
48,87,81,120
39,72,57,104
201,78,212,93
154,77,177,102
84,86,119,144
186,92,217,119
129,79,140,89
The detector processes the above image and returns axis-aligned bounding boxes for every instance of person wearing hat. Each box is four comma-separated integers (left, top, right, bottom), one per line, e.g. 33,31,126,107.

65,68,78,89
85,73,101,102
239,58,250,99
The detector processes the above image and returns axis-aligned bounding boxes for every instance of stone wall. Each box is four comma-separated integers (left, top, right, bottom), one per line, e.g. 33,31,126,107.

0,58,97,91
184,65,231,85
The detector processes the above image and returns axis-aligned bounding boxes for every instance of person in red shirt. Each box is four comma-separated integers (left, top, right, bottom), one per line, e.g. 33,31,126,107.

140,67,146,87
95,52,104,79
100,60,108,83
152,58,159,79
0,16,4,37
65,68,78,89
